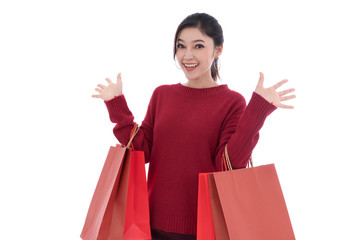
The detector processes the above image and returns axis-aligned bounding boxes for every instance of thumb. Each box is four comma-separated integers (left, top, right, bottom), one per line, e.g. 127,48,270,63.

116,72,122,86
116,73,123,96
257,72,264,88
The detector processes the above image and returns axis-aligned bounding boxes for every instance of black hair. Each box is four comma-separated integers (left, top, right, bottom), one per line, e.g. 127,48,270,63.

173,13,224,81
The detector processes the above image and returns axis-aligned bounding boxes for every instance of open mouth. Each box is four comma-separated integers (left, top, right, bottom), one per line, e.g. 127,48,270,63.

183,63,199,71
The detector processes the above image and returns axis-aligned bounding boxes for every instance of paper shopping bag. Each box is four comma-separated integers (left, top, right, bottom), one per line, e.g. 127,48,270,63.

123,149,151,239
81,124,151,240
197,173,218,240
197,145,295,240
80,146,128,240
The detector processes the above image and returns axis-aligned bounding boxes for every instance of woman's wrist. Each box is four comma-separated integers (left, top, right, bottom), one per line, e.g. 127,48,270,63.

246,92,277,118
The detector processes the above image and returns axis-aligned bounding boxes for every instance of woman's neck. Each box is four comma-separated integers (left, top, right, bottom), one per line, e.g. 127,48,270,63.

183,76,219,88
182,78,219,89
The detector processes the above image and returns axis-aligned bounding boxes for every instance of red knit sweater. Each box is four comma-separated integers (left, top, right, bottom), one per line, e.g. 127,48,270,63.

104,83,276,235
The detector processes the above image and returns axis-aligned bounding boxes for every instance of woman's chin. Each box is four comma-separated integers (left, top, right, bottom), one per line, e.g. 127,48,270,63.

183,73,199,82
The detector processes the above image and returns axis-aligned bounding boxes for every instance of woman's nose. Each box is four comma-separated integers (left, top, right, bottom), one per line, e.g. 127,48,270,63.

183,49,194,60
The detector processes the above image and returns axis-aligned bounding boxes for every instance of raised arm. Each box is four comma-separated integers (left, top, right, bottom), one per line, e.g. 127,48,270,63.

91,73,155,163
215,72,296,170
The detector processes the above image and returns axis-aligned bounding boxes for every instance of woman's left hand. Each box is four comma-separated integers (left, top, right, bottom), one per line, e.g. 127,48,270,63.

255,72,296,109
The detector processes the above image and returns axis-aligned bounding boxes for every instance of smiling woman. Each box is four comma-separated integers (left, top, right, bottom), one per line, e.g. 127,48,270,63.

174,13,224,87
91,12,295,240
175,28,223,88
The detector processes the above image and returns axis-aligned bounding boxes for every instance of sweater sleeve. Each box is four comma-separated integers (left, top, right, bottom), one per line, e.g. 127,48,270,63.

215,92,277,170
104,91,157,163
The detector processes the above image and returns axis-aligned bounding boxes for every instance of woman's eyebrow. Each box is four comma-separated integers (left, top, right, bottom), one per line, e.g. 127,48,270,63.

177,39,206,43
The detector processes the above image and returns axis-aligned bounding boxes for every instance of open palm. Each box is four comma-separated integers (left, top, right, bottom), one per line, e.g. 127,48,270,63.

255,72,296,109
91,73,123,101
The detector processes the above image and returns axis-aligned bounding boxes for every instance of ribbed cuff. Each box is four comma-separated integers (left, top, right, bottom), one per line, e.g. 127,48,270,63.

246,92,277,119
104,94,133,123
104,94,126,112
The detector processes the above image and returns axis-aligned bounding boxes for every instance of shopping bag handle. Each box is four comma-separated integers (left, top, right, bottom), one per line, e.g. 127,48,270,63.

126,123,140,149
222,144,253,171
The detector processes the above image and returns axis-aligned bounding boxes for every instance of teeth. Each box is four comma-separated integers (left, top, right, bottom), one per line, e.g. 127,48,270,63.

184,63,199,68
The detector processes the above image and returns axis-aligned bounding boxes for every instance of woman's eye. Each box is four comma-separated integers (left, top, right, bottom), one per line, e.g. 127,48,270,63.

195,44,204,49
177,44,185,48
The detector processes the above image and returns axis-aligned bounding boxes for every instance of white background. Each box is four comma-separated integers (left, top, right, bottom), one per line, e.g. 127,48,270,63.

1,0,337,239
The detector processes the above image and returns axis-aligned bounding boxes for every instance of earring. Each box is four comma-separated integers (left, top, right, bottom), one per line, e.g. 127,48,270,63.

214,57,221,70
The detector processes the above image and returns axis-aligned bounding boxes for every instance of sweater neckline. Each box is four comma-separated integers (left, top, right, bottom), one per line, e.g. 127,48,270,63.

174,83,228,97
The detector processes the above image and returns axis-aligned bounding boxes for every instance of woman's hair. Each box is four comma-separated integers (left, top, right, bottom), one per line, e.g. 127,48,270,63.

173,13,224,81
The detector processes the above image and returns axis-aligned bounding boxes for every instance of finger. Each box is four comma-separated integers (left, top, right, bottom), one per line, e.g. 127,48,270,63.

91,94,100,98
257,72,264,88
272,79,288,89
280,94,296,102
116,73,122,85
278,103,294,109
97,84,106,89
105,78,113,84
279,88,295,96
95,88,102,93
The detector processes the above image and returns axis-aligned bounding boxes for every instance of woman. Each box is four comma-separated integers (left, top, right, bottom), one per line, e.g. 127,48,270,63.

92,13,295,240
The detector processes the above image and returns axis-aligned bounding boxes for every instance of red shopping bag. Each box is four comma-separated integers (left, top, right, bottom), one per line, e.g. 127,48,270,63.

124,149,151,239
196,173,217,240
197,145,295,240
81,124,151,240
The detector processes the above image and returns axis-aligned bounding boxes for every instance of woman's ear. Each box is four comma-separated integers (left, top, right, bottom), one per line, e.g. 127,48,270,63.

214,44,223,58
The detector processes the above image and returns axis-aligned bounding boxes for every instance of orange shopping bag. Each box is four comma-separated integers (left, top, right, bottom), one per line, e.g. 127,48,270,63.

197,145,295,240
81,124,151,240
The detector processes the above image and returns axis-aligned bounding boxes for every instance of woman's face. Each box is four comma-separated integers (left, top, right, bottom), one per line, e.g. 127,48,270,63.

175,27,222,83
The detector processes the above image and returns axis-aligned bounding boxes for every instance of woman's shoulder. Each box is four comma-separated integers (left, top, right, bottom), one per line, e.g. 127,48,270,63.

217,85,247,113
150,83,181,97
223,85,246,104
153,83,180,92
147,84,180,103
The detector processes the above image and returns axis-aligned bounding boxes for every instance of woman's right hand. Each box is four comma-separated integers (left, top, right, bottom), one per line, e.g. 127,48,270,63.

91,73,123,101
